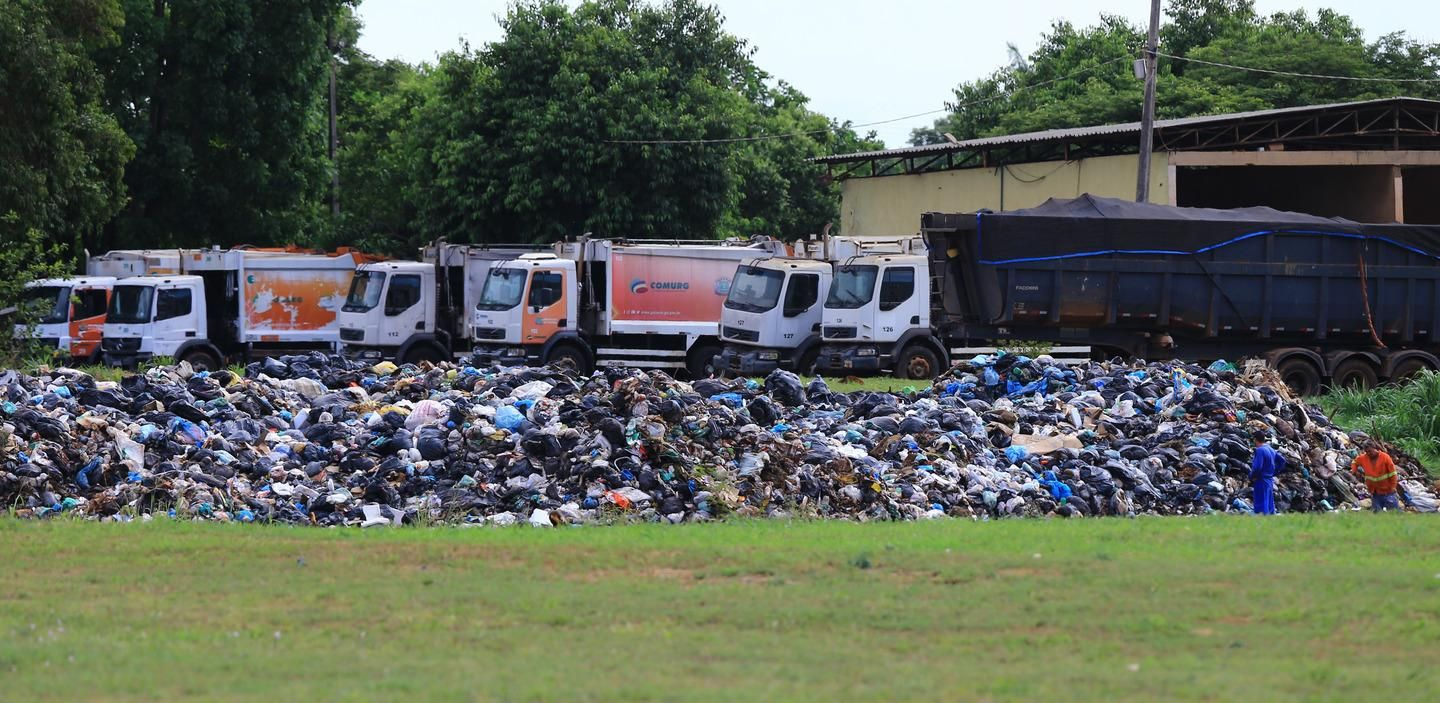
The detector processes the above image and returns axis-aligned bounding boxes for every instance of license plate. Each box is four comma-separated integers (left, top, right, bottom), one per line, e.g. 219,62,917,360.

843,360,853,368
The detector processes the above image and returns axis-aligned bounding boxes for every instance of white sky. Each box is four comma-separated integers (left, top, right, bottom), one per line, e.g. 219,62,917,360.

355,1,1438,147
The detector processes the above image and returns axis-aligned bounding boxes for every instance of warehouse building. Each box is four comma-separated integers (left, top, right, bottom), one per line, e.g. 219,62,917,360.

817,97,1440,235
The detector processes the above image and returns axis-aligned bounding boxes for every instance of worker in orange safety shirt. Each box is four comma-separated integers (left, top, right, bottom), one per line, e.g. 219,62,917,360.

1351,441,1401,512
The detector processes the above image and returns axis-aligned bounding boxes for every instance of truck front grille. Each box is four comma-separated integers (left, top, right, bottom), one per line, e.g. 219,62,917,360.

474,327,506,340
722,326,758,343
823,326,856,339
339,328,365,342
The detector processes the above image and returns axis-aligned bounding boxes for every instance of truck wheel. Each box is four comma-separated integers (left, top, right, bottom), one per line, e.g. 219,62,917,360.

896,345,939,380
546,343,592,375
181,349,220,372
794,348,819,377
1330,358,1378,390
1391,358,1434,384
402,345,444,366
685,342,722,379
1275,357,1322,397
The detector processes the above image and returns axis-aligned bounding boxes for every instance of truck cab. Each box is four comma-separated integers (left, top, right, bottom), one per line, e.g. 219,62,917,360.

14,277,116,362
470,254,585,370
102,275,210,368
336,261,439,364
715,258,830,375
816,253,947,379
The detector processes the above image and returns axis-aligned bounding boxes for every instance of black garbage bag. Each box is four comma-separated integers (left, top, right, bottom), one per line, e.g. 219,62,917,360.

764,368,807,407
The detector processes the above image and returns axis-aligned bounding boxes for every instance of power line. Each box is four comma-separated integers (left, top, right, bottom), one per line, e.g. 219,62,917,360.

603,57,1127,145
1158,51,1440,83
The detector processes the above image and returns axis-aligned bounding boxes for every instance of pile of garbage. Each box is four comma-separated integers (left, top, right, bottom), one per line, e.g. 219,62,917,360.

1,352,1434,526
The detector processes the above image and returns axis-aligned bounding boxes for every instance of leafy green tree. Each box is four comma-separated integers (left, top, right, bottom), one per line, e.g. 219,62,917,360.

913,4,1440,146
93,0,348,250
410,0,874,246
0,0,131,364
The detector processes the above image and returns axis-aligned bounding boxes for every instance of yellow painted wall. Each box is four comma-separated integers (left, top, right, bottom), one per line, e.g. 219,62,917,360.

838,153,1169,235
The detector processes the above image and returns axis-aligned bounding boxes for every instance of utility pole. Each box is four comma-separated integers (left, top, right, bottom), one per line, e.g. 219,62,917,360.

328,21,340,216
1135,0,1160,202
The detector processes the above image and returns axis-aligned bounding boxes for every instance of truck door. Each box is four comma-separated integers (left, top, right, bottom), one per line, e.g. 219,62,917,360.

151,285,200,356
68,287,111,360
779,272,821,342
382,273,427,343
873,265,918,344
523,269,568,345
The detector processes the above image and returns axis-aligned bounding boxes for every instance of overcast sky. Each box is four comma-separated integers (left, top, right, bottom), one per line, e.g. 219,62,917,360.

355,0,1438,147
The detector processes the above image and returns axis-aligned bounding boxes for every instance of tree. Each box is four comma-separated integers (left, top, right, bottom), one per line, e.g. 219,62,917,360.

409,0,873,246
93,0,348,251
0,0,132,364
913,5,1440,146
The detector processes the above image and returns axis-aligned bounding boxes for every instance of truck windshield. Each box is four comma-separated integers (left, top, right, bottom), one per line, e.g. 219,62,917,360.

23,286,70,324
108,285,154,324
343,270,387,312
725,268,785,312
72,289,109,320
825,265,878,309
477,268,527,311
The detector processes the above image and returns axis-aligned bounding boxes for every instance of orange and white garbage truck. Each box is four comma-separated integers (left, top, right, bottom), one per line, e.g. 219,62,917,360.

100,248,371,370
468,237,790,376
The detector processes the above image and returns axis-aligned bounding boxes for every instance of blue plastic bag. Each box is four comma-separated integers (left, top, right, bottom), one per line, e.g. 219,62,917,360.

1004,445,1028,464
495,405,524,430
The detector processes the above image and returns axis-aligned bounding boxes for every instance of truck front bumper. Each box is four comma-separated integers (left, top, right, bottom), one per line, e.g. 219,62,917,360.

101,338,147,368
817,344,885,374
717,346,782,376
470,345,541,368
341,345,389,362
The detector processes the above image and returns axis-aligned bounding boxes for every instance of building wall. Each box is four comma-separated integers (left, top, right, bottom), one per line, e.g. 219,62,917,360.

838,153,1170,236
1176,165,1399,223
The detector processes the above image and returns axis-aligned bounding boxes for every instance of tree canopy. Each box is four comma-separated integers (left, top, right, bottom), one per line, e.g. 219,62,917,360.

912,0,1440,145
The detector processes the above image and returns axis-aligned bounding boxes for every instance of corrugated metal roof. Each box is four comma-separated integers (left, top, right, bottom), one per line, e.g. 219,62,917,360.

815,97,1440,164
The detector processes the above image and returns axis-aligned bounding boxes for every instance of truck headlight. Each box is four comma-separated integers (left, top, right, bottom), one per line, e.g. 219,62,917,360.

758,351,779,360
505,347,526,357
857,348,877,357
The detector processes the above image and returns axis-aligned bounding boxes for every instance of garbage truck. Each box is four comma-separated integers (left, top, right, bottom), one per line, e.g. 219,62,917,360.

14,277,117,363
469,237,790,376
336,242,547,364
101,248,369,370
714,235,923,376
820,194,1440,395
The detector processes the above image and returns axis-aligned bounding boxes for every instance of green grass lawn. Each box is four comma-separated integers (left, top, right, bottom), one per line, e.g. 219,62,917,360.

3,516,1439,701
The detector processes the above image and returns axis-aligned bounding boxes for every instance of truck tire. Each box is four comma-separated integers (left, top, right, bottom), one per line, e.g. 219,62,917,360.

181,349,220,372
794,348,819,377
546,343,592,375
1391,357,1434,383
1330,358,1378,390
402,345,443,366
686,342,722,379
895,344,939,380
1275,357,1322,397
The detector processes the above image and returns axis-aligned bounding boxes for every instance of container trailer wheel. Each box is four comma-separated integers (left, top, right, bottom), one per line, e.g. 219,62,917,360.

1274,357,1322,397
1390,357,1435,383
896,345,939,380
1329,358,1378,390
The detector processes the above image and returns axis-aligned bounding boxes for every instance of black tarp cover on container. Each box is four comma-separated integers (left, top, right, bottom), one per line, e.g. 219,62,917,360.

965,194,1440,264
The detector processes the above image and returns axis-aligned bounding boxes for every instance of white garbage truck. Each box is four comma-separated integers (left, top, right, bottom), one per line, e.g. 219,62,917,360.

468,237,789,376
714,235,924,376
101,248,367,369
336,242,547,364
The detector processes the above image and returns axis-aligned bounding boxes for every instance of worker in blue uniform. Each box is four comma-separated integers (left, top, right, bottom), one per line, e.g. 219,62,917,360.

1249,430,1285,515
